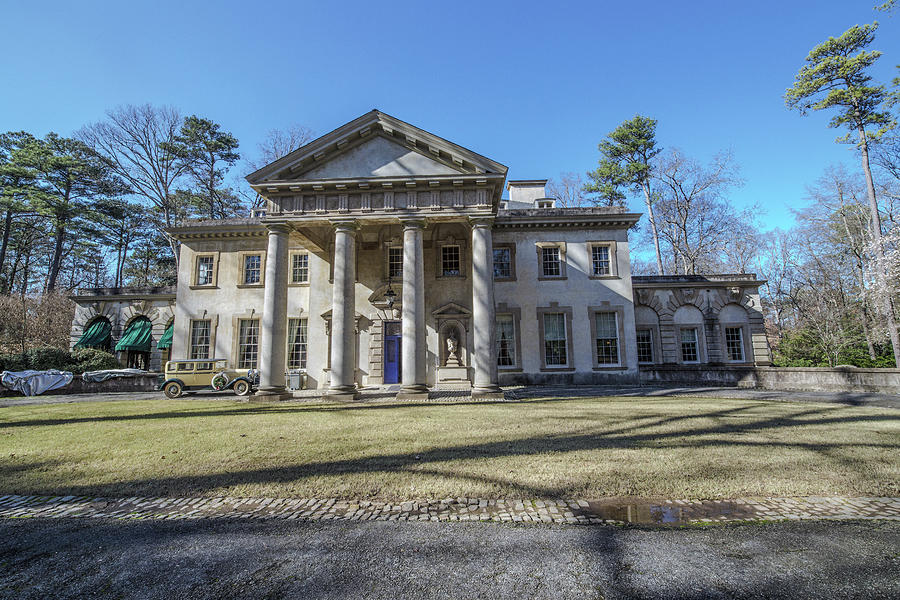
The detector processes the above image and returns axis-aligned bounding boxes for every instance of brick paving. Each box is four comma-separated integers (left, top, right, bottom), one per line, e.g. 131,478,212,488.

1,494,897,526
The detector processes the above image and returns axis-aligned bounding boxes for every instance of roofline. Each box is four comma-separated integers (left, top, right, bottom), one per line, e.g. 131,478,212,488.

246,110,509,185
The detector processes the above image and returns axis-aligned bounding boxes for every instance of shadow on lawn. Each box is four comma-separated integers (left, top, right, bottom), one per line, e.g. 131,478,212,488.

7,401,898,499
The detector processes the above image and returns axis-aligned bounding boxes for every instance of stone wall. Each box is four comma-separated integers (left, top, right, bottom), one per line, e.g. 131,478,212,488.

0,373,160,397
639,365,900,394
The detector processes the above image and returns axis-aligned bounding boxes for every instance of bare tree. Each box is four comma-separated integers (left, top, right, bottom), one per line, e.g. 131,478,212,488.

651,149,744,274
546,172,588,207
239,124,315,209
78,104,190,265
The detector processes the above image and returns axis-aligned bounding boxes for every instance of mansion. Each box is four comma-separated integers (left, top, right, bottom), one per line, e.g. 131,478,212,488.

70,111,771,399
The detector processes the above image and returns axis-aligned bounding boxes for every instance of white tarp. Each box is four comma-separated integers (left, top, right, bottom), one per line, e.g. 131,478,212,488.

81,368,146,383
1,370,74,396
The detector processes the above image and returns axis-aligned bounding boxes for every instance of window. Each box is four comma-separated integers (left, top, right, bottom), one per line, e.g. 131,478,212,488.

291,253,309,284
594,312,619,365
591,246,611,276
496,315,516,367
543,313,568,366
287,318,308,369
680,328,699,363
442,245,461,276
537,200,553,209
541,247,561,277
237,319,259,369
190,320,211,359
388,247,403,279
637,329,654,363
493,247,511,279
725,327,745,362
243,254,261,284
196,256,214,285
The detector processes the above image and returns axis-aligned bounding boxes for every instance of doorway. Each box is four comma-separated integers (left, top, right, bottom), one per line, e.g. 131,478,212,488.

383,320,402,384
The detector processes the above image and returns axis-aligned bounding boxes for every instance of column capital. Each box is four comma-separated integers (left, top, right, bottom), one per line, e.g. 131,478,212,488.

330,218,359,233
265,223,291,235
398,216,426,230
469,216,494,229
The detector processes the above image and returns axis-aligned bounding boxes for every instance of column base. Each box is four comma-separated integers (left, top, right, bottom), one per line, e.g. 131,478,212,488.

471,385,505,401
395,384,429,401
324,386,359,402
249,387,293,402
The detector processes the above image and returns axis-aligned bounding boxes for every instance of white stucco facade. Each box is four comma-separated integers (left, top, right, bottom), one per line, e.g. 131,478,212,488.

69,111,771,397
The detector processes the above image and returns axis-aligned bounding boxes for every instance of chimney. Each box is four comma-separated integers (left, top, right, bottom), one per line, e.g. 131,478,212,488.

507,180,548,206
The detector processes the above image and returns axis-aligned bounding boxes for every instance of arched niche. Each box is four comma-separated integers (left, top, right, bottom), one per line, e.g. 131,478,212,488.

438,319,467,367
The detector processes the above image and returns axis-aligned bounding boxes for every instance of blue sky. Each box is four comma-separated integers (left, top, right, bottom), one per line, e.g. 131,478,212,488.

3,0,898,232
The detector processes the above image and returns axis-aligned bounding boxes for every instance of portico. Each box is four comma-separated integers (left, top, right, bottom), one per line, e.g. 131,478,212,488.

245,110,510,401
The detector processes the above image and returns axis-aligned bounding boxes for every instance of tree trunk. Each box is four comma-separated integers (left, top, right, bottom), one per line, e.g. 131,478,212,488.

46,221,66,292
858,124,900,367
641,182,664,275
0,209,13,294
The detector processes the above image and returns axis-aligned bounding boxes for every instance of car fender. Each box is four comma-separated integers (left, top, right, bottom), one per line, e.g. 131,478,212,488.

228,376,253,389
159,378,185,391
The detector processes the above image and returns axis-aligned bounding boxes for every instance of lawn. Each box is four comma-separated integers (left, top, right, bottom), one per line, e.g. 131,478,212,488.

1,396,898,500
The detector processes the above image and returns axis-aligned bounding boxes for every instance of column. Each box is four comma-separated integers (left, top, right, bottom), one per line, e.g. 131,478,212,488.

470,217,503,398
255,224,290,398
398,218,428,399
326,220,359,399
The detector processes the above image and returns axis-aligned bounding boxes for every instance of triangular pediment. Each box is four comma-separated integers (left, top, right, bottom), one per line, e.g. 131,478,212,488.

299,134,463,179
431,302,471,318
247,110,508,186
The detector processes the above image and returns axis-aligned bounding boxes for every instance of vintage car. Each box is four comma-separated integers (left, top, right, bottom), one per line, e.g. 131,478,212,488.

158,359,259,398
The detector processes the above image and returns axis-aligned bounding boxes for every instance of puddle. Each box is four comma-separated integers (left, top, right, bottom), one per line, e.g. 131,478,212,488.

586,501,750,525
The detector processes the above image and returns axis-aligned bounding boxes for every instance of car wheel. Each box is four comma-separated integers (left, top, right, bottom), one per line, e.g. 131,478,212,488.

163,381,183,399
233,380,251,396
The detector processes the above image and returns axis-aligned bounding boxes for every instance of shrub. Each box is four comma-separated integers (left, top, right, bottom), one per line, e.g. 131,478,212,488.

0,347,120,375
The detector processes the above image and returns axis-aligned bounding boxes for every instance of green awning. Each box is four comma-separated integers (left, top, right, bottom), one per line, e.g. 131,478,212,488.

157,322,174,350
74,318,111,350
115,318,152,352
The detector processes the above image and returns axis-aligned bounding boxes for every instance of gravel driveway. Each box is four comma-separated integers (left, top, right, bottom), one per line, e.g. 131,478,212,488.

1,518,897,599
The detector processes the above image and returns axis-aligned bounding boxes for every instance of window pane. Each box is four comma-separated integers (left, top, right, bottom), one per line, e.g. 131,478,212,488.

541,247,560,277
680,328,699,362
636,329,653,363
288,318,308,369
190,320,210,359
595,312,619,364
496,315,516,366
197,256,214,285
493,248,511,279
244,255,261,284
592,246,610,276
725,327,744,361
442,246,460,276
291,254,308,283
238,319,259,369
543,313,567,366
388,247,403,279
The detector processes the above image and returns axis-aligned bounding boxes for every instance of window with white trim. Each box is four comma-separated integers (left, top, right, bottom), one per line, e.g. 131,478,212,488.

591,246,611,276
496,315,516,367
636,329,654,363
543,313,568,366
388,247,403,279
237,319,259,369
243,254,261,284
680,328,699,362
287,318,308,369
541,247,561,277
725,327,745,362
441,245,461,276
594,312,619,364
196,256,214,285
291,253,309,284
190,320,211,359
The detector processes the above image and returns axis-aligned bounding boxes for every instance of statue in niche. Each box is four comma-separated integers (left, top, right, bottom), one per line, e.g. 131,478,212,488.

444,329,460,366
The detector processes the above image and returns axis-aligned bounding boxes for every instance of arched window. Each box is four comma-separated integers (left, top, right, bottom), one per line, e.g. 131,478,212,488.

673,305,705,364
116,316,153,370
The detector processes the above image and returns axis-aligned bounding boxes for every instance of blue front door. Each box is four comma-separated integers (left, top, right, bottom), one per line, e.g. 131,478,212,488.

384,334,401,384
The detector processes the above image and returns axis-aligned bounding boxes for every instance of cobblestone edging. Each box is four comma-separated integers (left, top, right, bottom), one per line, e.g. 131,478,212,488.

1,495,898,525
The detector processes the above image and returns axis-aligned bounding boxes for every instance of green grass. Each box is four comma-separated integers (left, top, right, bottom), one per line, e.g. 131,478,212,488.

1,396,898,500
